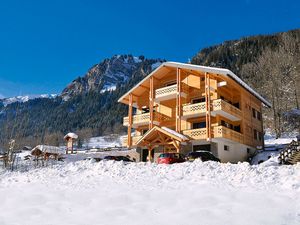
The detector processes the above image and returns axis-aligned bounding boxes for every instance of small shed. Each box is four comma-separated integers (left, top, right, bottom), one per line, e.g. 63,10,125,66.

64,132,78,154
31,145,64,160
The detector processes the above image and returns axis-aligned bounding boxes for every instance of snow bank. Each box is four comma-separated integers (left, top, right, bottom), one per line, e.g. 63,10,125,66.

0,161,299,225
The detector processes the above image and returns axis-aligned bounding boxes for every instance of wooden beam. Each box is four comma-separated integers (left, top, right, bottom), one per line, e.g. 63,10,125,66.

127,93,133,147
149,77,154,129
176,68,182,132
205,72,212,141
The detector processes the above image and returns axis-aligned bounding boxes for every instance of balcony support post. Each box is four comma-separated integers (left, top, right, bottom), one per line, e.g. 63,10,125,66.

127,93,133,147
205,72,212,141
149,77,154,129
176,68,182,133
148,146,153,162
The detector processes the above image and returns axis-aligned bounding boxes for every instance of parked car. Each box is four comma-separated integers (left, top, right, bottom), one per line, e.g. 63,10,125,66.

103,156,118,161
103,155,133,162
185,151,220,162
157,153,185,164
115,156,133,162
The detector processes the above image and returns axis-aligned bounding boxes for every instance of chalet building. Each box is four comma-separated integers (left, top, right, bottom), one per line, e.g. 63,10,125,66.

118,62,271,163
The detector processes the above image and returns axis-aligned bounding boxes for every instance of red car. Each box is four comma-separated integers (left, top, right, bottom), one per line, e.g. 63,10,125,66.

157,153,185,164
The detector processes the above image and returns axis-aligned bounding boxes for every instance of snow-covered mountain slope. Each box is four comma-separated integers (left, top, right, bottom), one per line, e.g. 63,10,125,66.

0,94,57,106
0,160,299,225
61,54,164,99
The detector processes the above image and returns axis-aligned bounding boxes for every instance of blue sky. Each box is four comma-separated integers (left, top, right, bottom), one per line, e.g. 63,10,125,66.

0,0,299,98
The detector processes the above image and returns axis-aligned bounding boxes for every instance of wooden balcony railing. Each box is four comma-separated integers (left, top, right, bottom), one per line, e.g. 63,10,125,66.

212,99,242,119
183,128,207,140
213,126,243,143
123,113,150,126
123,112,171,127
122,135,142,147
155,83,188,100
155,84,177,97
182,102,206,117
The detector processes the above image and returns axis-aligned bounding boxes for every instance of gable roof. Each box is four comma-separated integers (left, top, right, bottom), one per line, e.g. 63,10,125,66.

136,126,189,146
118,61,271,107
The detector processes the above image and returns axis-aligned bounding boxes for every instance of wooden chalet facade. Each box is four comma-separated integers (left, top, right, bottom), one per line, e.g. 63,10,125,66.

118,62,271,163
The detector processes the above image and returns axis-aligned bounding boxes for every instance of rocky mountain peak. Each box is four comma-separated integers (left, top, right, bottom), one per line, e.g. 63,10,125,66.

61,54,163,100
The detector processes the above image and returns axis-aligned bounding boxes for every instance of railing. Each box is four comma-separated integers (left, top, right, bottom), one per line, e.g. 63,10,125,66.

212,99,242,119
155,84,177,97
213,126,243,143
123,112,171,126
123,113,150,126
155,83,189,99
182,102,206,117
122,135,142,147
183,128,207,140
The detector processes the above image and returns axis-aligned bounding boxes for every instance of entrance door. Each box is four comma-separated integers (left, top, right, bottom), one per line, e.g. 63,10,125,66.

141,149,148,162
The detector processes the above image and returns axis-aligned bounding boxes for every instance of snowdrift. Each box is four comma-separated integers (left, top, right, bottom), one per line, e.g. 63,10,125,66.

0,160,299,225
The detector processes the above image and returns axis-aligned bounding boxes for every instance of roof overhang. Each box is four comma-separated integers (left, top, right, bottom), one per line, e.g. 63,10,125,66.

136,126,189,148
118,61,271,108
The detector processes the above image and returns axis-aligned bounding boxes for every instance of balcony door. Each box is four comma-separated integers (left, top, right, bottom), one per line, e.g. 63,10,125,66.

192,122,206,129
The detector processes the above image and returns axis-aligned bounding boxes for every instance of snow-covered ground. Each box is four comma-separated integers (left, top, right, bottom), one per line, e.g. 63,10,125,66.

0,160,299,225
83,135,121,149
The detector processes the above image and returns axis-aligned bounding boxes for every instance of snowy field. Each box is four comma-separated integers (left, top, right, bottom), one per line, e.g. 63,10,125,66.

0,160,300,225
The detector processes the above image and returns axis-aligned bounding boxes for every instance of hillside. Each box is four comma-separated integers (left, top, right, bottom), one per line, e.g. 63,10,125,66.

0,29,299,148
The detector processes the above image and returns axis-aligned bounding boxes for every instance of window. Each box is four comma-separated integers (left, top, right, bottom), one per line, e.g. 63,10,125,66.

224,145,229,151
253,129,262,141
233,102,240,109
192,97,205,104
221,120,233,129
192,122,206,129
252,108,256,118
258,132,263,141
252,108,262,121
234,125,241,132
257,111,261,121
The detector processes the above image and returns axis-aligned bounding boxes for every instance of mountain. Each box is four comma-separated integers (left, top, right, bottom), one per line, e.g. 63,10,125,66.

0,55,164,148
0,94,57,107
61,55,162,100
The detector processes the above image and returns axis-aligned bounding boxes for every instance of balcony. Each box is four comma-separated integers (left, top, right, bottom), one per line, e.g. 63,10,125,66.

122,135,142,147
155,84,187,102
123,112,171,128
211,99,242,121
182,126,243,143
182,102,206,119
183,128,207,140
213,126,243,144
181,99,241,121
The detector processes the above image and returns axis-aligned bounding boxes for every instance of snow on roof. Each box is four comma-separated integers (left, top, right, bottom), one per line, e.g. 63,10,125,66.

31,145,64,155
64,132,78,140
161,127,189,141
118,61,271,107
